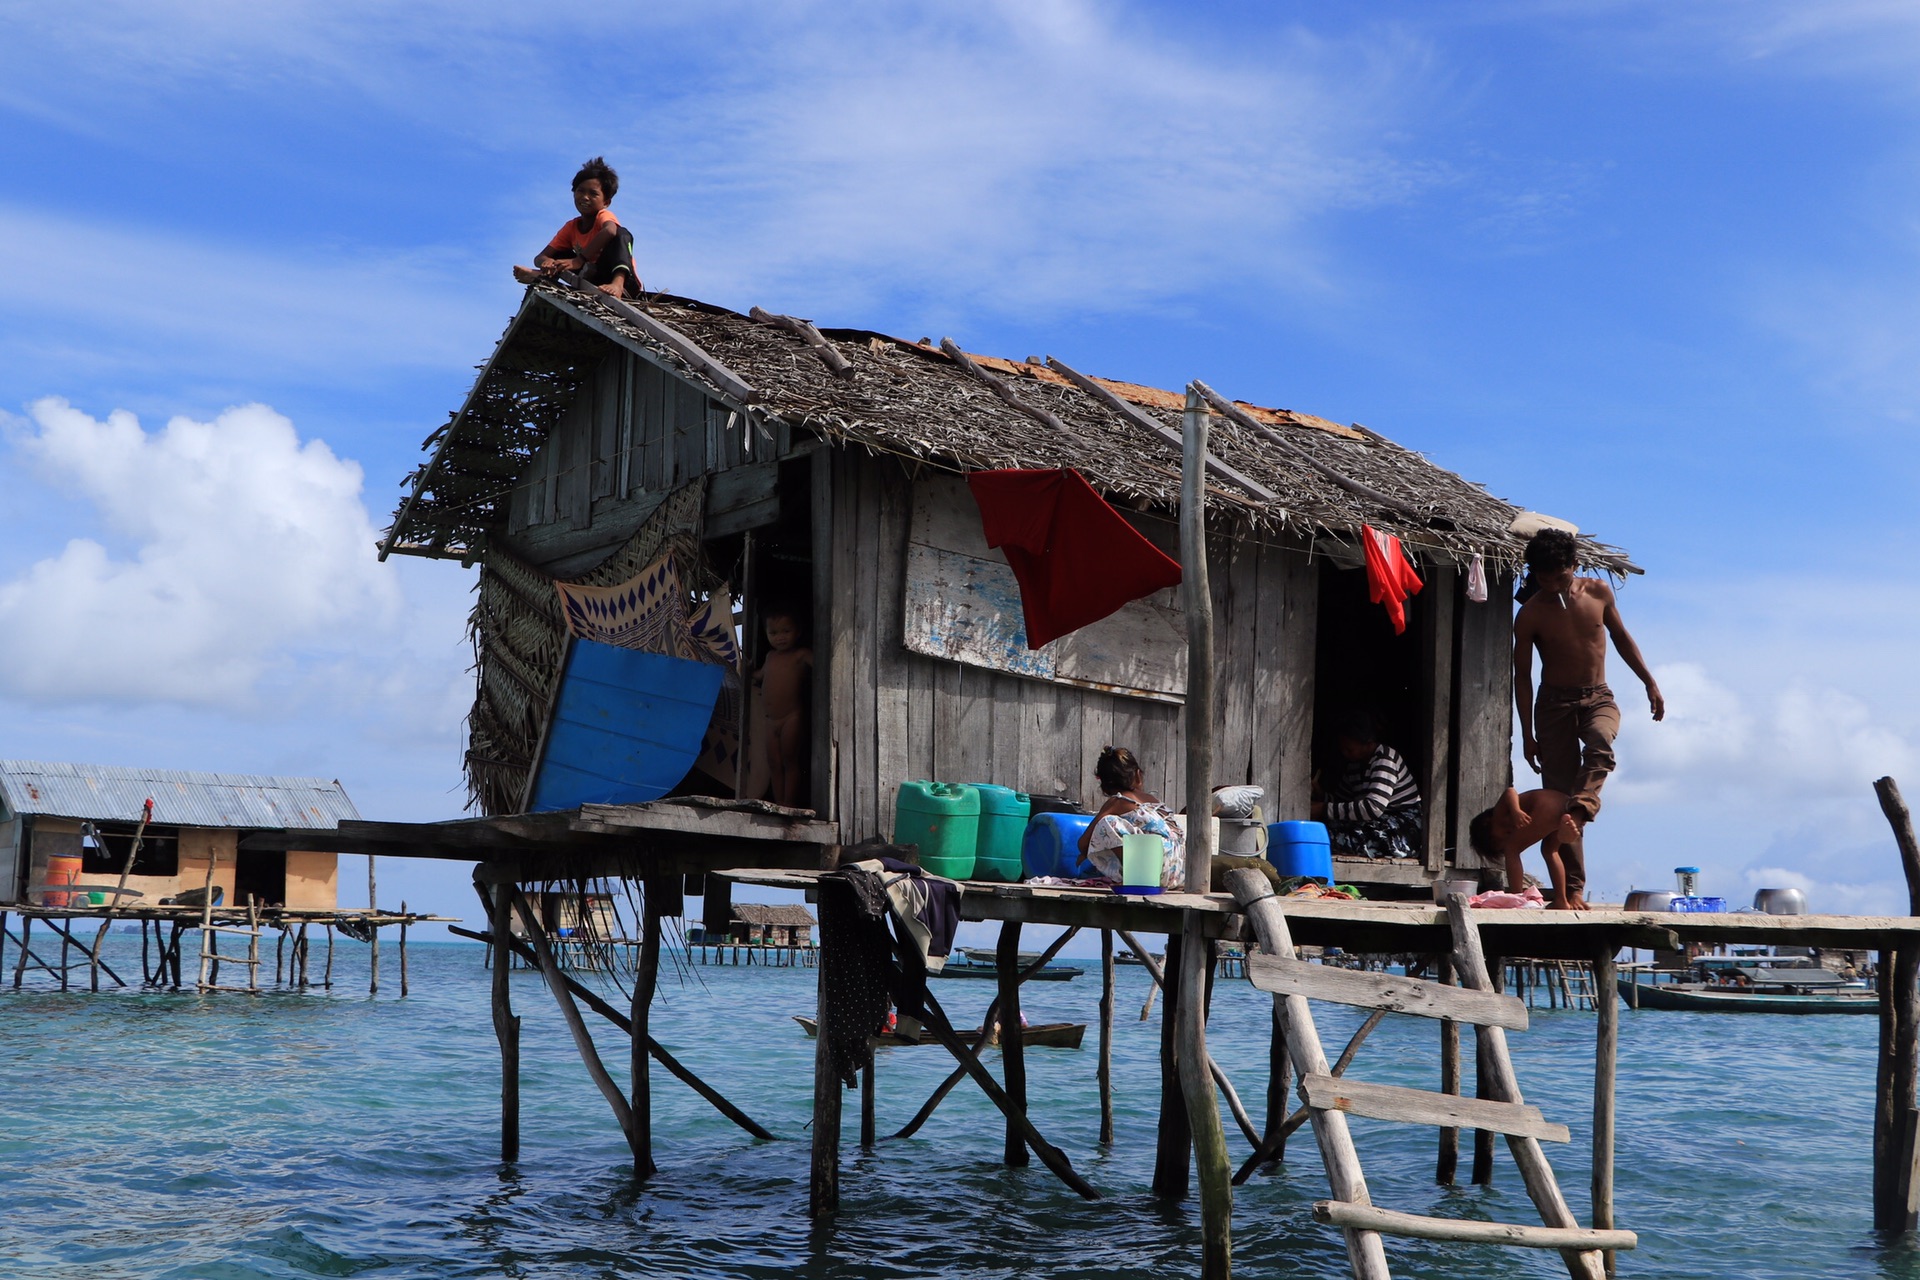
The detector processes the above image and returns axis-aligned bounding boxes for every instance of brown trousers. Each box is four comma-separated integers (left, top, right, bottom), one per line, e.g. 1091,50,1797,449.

1535,683,1619,897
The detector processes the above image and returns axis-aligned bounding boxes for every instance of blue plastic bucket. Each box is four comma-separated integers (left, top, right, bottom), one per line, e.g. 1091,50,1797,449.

1268,820,1333,884
1023,812,1096,879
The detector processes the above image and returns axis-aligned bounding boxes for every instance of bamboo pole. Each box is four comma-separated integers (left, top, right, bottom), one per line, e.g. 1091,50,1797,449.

632,905,661,1179
1593,947,1619,1275
997,921,1029,1167
1227,869,1390,1280
1099,928,1116,1146
1445,895,1606,1280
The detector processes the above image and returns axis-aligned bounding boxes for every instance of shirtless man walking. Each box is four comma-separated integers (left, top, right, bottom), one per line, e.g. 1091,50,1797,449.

1512,528,1664,909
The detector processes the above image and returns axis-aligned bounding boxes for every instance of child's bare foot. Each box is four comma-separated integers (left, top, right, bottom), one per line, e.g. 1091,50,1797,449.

512,265,542,283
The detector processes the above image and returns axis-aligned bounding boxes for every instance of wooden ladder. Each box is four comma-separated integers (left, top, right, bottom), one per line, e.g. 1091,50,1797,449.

197,894,264,995
1230,875,1633,1280
1556,960,1599,1011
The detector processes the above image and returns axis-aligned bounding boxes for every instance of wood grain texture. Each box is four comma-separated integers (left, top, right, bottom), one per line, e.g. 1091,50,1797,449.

1246,952,1529,1029
1303,1073,1569,1142
1313,1202,1636,1252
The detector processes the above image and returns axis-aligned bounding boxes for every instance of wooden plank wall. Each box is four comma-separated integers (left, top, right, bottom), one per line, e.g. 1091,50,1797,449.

828,453,1316,845
1450,570,1515,868
503,349,754,573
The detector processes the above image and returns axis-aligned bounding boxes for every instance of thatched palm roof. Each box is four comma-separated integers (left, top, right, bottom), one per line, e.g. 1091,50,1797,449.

732,903,817,928
383,283,1635,575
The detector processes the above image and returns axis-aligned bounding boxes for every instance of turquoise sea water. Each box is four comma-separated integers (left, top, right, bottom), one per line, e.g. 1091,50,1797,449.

0,936,1913,1280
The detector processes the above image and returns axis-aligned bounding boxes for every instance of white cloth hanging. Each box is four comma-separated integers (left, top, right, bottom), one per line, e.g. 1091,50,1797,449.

1466,553,1489,603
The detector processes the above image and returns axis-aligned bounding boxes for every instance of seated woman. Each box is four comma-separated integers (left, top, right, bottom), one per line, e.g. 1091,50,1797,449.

1311,711,1423,859
1077,746,1186,890
1466,785,1579,908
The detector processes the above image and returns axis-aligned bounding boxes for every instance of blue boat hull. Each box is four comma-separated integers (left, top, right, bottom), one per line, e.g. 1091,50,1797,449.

527,640,726,813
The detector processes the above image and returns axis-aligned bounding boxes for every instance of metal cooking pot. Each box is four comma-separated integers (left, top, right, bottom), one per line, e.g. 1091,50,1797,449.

1753,887,1808,916
1624,889,1676,912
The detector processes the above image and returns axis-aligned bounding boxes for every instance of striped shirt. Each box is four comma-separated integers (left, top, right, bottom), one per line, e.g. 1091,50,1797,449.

1324,744,1421,822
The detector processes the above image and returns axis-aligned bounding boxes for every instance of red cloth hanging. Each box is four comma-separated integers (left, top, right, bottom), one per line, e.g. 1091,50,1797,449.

966,468,1183,650
1361,523,1424,635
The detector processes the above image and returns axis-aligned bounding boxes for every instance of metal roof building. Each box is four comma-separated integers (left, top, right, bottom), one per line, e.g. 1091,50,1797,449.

0,761,361,830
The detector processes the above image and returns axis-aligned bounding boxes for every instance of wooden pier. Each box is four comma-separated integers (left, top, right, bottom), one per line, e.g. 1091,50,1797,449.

0,900,448,995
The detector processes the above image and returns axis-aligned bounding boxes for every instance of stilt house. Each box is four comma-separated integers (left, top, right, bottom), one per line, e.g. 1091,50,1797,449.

0,762,356,909
380,283,1634,888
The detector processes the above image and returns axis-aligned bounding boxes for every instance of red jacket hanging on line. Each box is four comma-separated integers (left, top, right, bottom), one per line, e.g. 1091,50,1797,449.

1361,523,1423,635
967,468,1183,649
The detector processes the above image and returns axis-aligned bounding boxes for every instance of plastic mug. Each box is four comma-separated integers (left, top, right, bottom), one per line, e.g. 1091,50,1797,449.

1120,833,1165,893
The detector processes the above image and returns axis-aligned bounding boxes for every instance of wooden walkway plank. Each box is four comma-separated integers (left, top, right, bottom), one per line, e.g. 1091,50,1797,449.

1302,1075,1570,1143
1247,952,1529,1029
1314,1203,1637,1252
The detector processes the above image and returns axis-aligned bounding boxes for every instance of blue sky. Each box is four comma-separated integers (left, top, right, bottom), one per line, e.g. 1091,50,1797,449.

3,2,1919,932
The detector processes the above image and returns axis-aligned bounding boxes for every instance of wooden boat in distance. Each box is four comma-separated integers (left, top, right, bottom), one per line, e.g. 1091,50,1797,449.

1620,959,1876,1015
793,1015,1087,1049
935,959,1083,982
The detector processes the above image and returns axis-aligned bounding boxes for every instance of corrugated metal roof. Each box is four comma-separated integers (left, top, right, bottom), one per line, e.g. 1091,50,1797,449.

0,761,361,829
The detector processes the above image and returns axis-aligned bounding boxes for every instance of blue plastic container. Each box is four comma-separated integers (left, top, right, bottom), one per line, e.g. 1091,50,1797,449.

1670,895,1726,913
1023,812,1096,879
1268,820,1334,884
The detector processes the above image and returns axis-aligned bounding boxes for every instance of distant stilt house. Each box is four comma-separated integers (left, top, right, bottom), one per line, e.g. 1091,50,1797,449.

729,903,816,948
379,283,1636,889
0,761,356,910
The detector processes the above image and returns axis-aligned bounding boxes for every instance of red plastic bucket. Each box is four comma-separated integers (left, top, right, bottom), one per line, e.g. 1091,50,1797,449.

39,853,82,907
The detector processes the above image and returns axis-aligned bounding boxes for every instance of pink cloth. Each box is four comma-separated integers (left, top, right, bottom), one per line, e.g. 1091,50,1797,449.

967,468,1183,649
1468,885,1546,910
1361,523,1424,635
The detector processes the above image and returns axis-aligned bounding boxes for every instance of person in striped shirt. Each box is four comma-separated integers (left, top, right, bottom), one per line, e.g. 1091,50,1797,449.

1310,711,1423,859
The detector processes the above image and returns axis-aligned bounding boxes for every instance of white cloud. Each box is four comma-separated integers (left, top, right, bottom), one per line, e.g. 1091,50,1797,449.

0,397,402,707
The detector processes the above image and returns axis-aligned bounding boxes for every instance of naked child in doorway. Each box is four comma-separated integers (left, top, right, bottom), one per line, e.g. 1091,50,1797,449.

755,609,813,809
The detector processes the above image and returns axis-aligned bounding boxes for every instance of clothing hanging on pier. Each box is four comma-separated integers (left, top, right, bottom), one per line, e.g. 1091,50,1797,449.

967,468,1182,649
1360,523,1423,635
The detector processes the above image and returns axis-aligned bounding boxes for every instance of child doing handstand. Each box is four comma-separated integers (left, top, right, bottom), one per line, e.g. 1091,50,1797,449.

1468,785,1581,908
755,610,813,808
512,156,641,298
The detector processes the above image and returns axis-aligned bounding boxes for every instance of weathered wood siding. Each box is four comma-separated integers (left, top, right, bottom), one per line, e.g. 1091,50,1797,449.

1450,571,1516,868
504,350,762,574
825,453,1316,842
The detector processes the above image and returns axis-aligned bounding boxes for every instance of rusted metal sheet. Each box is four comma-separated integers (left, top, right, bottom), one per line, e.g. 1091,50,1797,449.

900,475,1186,703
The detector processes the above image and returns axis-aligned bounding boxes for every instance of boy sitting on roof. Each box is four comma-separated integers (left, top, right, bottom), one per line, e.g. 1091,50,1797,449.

512,156,641,298
1511,527,1664,909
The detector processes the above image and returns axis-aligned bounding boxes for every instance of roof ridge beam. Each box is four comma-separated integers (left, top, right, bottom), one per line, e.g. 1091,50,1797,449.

749,307,854,379
1191,380,1419,520
938,337,1075,438
1045,356,1278,504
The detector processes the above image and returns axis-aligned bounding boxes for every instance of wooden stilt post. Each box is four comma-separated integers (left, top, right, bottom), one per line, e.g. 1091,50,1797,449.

861,1062,877,1149
511,886,637,1155
322,923,334,988
809,934,842,1216
399,901,410,998
1099,928,1116,1146
485,880,521,1162
276,927,286,986
1153,930,1191,1197
1473,949,1502,1185
1875,777,1920,1232
1178,381,1231,1275
0,910,7,978
1264,1000,1291,1169
1593,946,1619,1274
367,857,379,996
632,901,661,1180
1438,955,1461,1185
996,921,1029,1166
12,914,30,988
